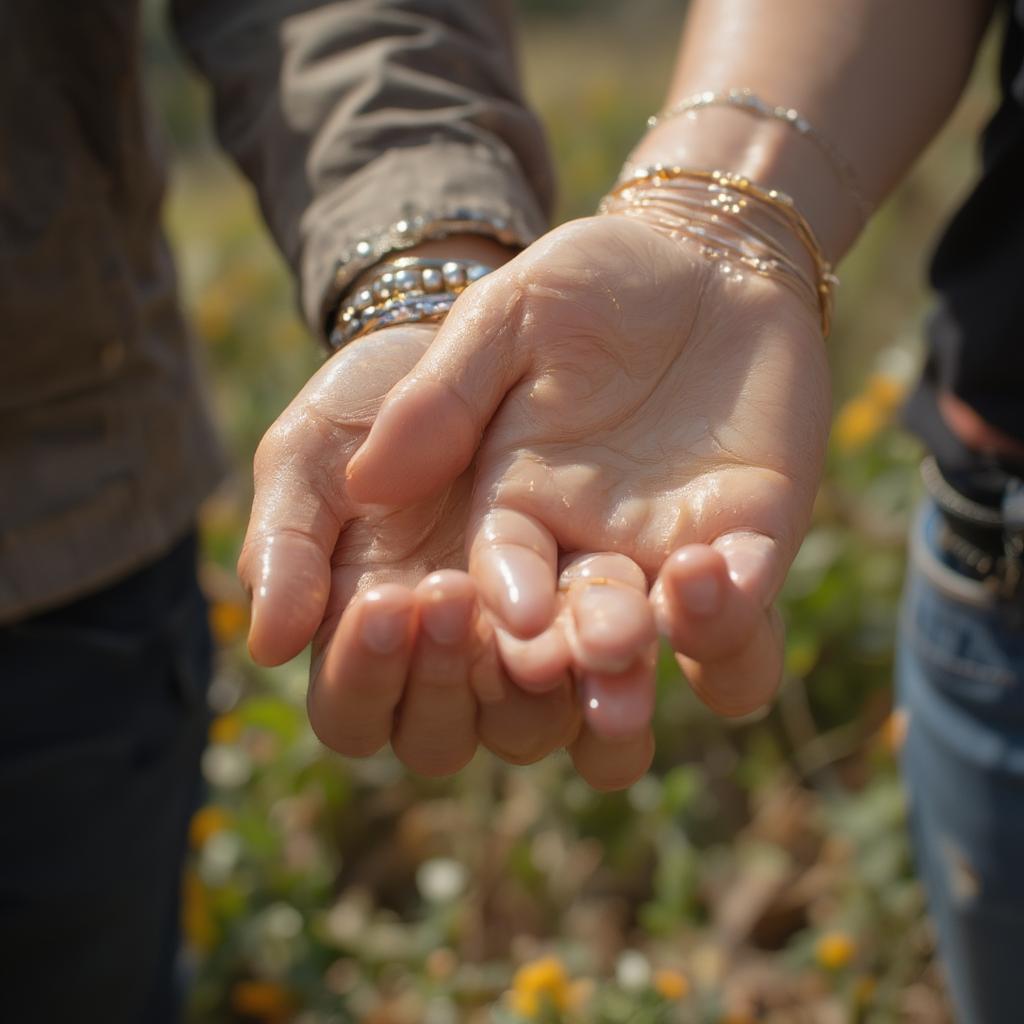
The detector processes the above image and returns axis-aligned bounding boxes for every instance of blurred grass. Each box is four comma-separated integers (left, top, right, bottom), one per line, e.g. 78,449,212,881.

143,2,1005,1021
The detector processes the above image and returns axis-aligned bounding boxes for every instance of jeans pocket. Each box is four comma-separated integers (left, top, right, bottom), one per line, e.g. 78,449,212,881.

901,502,1024,729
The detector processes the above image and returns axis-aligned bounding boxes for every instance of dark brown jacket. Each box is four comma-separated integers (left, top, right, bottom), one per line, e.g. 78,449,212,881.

0,0,553,622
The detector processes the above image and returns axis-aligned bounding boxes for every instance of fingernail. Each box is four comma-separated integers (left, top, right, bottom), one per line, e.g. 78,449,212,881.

673,572,721,616
715,533,774,587
575,583,616,628
344,441,367,483
580,668,654,739
421,593,472,646
479,546,554,638
361,596,411,654
573,584,653,672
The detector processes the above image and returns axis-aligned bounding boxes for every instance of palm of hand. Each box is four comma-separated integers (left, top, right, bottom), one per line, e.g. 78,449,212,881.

348,215,832,717
484,216,829,571
241,326,583,777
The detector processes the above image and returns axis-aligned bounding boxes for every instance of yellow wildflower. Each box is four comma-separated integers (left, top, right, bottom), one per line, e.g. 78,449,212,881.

188,804,232,848
508,956,571,1018
230,979,295,1022
881,708,909,754
816,930,857,970
653,968,690,1001
209,600,249,647
866,372,908,413
209,712,243,745
833,395,887,453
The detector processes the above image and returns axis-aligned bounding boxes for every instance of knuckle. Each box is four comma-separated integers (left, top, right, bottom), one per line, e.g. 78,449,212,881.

252,420,290,480
482,718,568,766
394,741,475,778
694,676,779,718
307,690,388,757
311,717,385,758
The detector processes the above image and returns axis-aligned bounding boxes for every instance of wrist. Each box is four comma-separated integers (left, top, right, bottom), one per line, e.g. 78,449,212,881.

600,166,835,335
346,234,518,295
626,106,864,264
331,236,518,350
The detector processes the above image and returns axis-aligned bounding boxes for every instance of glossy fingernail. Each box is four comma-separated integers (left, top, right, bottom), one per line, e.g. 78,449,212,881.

580,667,655,739
421,590,473,646
361,595,411,654
673,572,721,616
715,533,775,588
477,545,555,638
573,584,654,672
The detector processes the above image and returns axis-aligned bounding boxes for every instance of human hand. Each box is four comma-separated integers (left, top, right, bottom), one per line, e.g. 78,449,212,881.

344,213,831,724
238,325,659,789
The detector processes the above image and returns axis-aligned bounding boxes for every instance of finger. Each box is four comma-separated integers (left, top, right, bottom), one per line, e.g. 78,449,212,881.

494,621,573,694
345,268,529,506
239,328,438,667
560,552,655,674
578,657,657,740
652,534,786,716
239,450,341,667
677,606,785,718
567,724,654,793
469,508,559,639
651,542,759,663
238,350,373,667
476,671,581,767
390,572,479,777
306,584,416,756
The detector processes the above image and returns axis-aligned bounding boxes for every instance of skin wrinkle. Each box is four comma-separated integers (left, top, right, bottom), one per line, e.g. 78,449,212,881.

333,478,469,570
464,223,818,580
268,197,829,775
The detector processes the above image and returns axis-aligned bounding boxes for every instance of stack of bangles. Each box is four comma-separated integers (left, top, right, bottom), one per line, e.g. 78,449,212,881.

599,165,837,337
329,256,494,349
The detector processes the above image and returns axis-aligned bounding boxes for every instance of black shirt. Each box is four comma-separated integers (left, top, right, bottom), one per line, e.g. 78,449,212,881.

903,0,1024,497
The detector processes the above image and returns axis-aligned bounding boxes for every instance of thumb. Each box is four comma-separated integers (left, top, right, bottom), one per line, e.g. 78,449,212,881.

345,269,530,506
238,423,349,668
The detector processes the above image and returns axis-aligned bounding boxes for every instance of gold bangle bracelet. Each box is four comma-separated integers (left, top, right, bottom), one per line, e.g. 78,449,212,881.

601,165,837,336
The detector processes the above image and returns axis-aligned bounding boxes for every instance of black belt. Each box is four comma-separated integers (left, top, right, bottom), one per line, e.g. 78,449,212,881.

921,456,1024,601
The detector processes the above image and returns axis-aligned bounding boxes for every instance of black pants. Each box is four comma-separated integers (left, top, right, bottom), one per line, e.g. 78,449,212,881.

0,532,211,1024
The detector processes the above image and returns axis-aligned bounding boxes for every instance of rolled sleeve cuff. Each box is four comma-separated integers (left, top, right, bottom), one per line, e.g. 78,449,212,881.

301,138,551,342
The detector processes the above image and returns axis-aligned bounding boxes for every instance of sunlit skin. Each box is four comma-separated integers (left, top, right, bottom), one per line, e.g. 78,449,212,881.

238,324,660,790
239,0,1000,787
345,212,831,719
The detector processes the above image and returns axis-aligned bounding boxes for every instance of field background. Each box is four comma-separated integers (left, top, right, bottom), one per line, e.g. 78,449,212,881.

141,1,1002,1021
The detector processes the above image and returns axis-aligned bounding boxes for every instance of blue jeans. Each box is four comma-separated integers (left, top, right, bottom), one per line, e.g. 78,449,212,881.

897,499,1024,1024
0,531,211,1024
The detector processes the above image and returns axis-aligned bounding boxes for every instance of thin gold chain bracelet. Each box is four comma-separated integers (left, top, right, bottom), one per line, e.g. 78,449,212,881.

646,88,871,223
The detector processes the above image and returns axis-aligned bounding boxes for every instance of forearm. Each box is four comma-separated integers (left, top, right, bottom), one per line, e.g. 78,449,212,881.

171,0,552,340
628,0,995,261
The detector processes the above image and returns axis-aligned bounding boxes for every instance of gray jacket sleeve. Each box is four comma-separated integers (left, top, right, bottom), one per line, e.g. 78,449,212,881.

170,0,555,339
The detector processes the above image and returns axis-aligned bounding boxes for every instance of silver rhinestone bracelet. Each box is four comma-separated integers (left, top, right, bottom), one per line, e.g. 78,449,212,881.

321,209,529,339
330,257,494,349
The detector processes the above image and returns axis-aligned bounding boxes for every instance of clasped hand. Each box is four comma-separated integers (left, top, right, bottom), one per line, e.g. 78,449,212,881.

238,213,831,791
